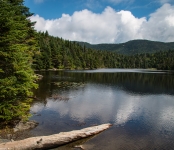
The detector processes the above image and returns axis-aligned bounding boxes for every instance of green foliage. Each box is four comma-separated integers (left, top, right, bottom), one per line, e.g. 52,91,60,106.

0,0,38,121
0,99,32,121
77,40,174,55
33,32,174,71
126,50,174,70
33,32,122,70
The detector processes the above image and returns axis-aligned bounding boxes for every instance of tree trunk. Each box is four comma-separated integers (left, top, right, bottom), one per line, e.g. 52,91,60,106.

0,123,112,150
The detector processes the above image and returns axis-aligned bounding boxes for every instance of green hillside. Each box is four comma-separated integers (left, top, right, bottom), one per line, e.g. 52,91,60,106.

77,40,174,55
33,32,174,71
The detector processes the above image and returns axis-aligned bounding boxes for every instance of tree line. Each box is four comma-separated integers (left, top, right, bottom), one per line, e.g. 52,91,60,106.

77,40,174,55
33,31,174,71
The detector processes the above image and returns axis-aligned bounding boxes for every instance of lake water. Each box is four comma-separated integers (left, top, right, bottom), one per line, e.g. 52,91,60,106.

26,69,174,149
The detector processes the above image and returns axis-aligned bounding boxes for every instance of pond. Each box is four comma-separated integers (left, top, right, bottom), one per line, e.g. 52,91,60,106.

21,69,174,149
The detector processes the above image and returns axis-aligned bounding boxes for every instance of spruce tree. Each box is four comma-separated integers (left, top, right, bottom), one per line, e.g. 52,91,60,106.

0,0,38,121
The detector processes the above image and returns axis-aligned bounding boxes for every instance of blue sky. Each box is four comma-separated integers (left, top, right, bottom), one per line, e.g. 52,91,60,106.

25,0,174,44
25,0,162,19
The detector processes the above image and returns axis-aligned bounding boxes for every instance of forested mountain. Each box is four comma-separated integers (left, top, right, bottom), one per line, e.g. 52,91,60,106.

33,32,174,71
76,40,174,55
33,31,122,70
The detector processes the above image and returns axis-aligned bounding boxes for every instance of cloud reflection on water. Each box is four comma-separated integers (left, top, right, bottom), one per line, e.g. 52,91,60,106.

30,82,174,133
30,70,174,149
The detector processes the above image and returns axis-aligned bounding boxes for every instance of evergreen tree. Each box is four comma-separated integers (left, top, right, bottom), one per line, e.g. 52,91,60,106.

34,31,174,71
0,0,38,121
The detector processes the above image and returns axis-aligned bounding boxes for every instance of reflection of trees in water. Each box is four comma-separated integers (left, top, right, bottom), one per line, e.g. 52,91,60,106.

32,71,86,103
71,72,174,95
33,71,174,103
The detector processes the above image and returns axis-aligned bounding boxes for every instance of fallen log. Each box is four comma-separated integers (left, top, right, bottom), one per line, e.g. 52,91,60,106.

0,123,112,150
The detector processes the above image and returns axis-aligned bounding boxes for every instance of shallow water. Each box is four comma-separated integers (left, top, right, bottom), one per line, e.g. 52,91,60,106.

27,69,174,149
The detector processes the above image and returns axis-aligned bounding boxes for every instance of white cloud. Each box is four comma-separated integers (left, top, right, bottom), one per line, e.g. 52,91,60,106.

141,3,174,42
30,4,174,44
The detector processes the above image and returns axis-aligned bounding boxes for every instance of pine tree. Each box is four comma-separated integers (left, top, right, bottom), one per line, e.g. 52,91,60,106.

0,0,38,121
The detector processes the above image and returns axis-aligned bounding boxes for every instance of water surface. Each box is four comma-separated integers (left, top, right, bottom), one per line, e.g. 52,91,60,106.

28,69,174,149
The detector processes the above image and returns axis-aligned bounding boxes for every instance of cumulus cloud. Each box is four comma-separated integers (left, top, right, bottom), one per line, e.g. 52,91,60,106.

30,4,174,44
141,3,174,42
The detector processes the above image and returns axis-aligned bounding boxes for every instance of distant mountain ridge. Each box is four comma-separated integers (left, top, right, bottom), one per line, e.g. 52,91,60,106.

76,40,174,55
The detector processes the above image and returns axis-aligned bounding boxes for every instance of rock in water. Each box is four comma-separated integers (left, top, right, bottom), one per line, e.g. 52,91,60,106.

13,120,39,132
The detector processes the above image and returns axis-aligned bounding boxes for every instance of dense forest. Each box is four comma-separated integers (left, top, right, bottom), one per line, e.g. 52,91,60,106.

33,32,174,71
0,0,174,123
77,40,174,55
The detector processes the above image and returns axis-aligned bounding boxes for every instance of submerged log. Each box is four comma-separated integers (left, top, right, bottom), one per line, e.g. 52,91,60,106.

0,123,112,150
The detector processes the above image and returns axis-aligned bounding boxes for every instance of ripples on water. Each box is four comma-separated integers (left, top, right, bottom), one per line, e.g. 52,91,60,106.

29,69,174,150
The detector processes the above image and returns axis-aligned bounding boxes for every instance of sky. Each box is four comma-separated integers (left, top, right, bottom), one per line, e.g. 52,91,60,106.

25,0,174,44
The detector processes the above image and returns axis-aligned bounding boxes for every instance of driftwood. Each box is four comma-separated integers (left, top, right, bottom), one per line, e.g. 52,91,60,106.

0,123,112,150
